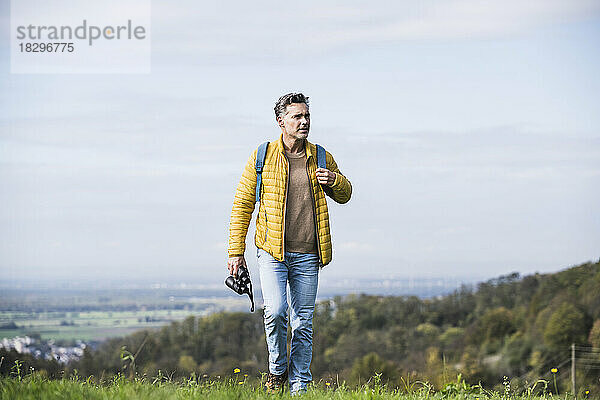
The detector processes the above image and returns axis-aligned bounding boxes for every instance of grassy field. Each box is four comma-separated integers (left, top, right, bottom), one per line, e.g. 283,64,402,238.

0,296,249,342
0,285,250,342
0,309,197,342
0,369,590,400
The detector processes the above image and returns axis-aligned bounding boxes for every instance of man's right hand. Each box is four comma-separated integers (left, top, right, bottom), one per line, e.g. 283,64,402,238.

227,256,247,278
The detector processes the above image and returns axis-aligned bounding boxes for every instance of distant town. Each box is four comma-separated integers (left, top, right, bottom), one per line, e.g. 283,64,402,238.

1,336,90,364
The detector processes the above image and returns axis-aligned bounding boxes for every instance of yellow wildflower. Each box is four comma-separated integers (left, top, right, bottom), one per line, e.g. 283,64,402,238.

551,368,558,373
238,381,244,385
326,382,331,386
585,390,590,395
233,368,241,374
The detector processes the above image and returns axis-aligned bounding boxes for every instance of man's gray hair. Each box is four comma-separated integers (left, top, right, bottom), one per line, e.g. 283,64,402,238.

274,92,310,120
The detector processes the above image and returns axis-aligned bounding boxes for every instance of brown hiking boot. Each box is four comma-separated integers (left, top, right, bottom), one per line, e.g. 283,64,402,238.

264,370,288,393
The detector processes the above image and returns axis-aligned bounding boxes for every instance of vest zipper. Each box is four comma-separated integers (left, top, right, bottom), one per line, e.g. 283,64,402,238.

281,152,289,259
263,198,268,243
306,154,322,266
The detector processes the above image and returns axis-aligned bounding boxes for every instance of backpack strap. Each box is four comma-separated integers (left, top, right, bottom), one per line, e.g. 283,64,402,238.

316,144,327,169
255,141,269,203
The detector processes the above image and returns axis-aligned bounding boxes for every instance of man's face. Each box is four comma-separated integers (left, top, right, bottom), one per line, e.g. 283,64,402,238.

278,103,310,140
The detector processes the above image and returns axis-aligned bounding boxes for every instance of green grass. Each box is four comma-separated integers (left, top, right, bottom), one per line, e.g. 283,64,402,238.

0,372,588,400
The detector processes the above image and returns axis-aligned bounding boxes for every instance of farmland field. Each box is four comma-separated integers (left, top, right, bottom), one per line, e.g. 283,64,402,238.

0,276,466,343
0,283,250,343
1,309,200,341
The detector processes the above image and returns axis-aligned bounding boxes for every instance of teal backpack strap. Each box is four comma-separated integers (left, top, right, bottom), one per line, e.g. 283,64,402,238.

316,144,326,169
255,142,269,203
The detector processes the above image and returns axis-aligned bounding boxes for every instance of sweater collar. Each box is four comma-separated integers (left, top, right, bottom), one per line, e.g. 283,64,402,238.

276,133,315,159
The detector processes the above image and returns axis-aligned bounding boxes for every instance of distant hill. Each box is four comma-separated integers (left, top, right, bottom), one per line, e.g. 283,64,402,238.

2,259,599,393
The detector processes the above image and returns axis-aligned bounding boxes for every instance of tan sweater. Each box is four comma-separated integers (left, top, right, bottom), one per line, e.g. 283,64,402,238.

284,150,318,254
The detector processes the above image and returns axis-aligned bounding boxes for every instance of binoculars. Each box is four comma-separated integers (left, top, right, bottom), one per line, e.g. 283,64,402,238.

225,265,255,312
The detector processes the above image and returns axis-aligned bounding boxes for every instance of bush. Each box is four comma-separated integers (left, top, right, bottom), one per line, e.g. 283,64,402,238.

543,303,587,350
350,352,398,386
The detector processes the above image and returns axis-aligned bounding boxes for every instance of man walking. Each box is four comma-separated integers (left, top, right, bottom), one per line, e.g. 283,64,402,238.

227,92,352,394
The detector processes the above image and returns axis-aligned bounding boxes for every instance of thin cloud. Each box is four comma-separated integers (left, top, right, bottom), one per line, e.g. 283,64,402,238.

150,0,600,62
339,241,375,253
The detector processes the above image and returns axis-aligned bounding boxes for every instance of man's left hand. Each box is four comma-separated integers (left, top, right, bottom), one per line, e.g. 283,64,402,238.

316,168,336,186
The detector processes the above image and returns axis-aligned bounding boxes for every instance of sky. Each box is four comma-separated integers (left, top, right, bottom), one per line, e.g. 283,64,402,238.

1,0,599,284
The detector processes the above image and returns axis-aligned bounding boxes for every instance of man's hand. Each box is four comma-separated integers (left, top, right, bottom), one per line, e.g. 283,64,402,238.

227,255,247,278
316,168,336,186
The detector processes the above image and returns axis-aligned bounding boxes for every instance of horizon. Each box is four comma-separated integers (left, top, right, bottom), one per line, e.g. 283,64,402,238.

1,257,595,291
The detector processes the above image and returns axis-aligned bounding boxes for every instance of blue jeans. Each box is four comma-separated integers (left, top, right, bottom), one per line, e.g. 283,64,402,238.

257,248,320,394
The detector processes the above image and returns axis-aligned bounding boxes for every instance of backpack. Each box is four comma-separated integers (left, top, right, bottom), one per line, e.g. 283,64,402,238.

255,141,326,203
